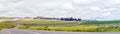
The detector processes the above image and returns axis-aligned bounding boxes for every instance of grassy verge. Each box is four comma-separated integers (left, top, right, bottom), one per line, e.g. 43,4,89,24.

0,19,16,30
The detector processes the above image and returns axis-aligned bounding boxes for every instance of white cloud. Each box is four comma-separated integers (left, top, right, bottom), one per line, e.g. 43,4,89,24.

72,0,97,4
106,0,120,4
102,12,112,17
62,3,74,9
102,8,117,12
0,0,120,20
89,6,101,11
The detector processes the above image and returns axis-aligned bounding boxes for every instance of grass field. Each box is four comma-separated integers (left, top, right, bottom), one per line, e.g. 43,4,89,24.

14,19,120,32
0,19,16,30
0,18,120,32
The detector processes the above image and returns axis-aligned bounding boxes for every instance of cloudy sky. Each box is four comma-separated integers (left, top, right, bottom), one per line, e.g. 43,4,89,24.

0,0,120,20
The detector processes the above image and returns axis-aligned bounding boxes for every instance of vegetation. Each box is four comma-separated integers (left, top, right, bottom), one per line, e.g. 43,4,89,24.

1,18,120,32
0,19,16,30
15,19,120,32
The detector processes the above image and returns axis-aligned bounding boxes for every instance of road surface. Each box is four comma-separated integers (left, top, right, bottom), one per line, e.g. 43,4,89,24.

1,29,120,34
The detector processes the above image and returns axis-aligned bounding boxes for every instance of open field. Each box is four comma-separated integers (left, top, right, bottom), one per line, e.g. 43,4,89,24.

0,18,120,32
0,19,16,30
13,19,120,32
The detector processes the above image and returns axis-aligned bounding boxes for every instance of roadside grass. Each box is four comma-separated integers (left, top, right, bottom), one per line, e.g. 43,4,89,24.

0,19,16,30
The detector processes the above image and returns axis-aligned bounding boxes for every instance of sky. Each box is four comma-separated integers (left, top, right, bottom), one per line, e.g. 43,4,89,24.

0,0,120,20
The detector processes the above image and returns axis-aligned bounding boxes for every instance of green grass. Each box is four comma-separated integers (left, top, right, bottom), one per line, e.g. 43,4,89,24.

81,20,120,25
15,19,120,32
16,19,81,26
0,19,16,30
1,18,120,32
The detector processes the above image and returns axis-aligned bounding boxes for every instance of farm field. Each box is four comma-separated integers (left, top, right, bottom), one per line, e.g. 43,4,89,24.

0,18,120,32
14,19,120,32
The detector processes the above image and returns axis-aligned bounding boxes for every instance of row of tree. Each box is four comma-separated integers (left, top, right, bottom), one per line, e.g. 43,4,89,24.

34,16,82,21
60,17,81,21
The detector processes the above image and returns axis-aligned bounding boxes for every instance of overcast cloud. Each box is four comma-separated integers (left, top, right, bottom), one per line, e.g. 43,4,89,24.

0,0,120,20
